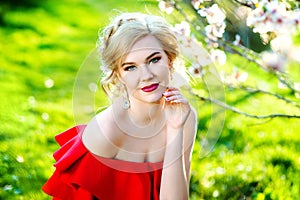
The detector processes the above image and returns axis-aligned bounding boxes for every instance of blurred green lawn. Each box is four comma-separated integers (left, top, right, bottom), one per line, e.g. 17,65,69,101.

0,0,299,199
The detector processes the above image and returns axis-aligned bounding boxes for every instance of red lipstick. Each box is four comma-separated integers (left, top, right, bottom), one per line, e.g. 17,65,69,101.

141,83,159,92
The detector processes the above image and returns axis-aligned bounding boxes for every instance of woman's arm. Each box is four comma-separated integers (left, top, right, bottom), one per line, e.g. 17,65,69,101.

160,88,197,200
160,126,188,200
183,108,197,185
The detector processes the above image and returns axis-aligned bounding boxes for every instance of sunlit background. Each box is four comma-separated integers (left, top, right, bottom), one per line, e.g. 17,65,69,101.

0,0,299,199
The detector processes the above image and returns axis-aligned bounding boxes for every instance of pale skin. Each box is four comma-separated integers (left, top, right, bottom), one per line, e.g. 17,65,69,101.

82,35,197,200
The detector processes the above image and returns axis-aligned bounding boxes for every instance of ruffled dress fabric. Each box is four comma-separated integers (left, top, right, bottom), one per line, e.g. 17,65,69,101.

42,125,163,200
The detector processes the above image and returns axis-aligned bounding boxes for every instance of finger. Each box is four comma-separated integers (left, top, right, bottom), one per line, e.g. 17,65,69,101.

163,90,181,97
170,99,188,104
166,96,189,105
164,94,182,101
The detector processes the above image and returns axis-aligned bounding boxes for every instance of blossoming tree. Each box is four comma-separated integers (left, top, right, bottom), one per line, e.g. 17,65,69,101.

157,0,300,119
155,1,300,199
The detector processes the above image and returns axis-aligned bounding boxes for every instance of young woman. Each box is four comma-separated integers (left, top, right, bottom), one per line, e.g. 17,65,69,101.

42,12,197,200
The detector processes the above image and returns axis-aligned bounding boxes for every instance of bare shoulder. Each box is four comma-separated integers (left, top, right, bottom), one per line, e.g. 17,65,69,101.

82,106,122,158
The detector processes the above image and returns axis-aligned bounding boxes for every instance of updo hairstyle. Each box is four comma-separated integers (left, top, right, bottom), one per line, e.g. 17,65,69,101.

97,12,178,99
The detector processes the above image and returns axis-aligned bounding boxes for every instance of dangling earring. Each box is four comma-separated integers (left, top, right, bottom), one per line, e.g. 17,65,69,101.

122,88,130,109
123,97,130,109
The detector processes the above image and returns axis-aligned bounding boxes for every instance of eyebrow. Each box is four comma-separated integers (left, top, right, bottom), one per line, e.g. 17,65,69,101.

121,52,161,67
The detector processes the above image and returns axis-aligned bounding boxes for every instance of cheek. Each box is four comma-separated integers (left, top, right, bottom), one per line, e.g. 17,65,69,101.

155,65,170,79
121,73,139,91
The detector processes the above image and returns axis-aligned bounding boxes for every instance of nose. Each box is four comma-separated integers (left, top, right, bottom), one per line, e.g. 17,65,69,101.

140,64,154,81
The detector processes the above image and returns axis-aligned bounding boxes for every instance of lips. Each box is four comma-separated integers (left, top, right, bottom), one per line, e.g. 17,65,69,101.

141,83,159,92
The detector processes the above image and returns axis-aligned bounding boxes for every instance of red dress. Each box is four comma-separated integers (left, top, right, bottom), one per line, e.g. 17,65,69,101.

42,125,163,200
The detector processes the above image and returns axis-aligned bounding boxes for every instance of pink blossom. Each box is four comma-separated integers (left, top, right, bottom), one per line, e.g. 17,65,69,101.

176,33,212,66
191,0,204,10
198,4,226,41
246,0,298,34
158,1,174,14
261,51,286,72
174,21,191,37
198,4,226,24
210,49,227,65
233,34,241,46
204,22,226,41
221,67,248,86
188,63,204,78
270,34,293,55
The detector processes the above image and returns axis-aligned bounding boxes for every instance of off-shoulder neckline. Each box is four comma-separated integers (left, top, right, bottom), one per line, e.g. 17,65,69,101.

90,152,164,165
78,124,164,166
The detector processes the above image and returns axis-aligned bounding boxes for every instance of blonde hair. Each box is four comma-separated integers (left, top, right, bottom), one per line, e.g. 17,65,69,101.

97,12,178,99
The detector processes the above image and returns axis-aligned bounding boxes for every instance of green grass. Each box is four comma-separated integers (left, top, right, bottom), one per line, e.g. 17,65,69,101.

0,1,160,199
0,0,300,199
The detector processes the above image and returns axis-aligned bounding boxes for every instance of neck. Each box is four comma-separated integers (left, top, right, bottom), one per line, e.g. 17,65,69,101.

127,97,165,127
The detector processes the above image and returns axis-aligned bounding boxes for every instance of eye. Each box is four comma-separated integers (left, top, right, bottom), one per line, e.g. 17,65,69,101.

149,56,161,64
123,65,137,71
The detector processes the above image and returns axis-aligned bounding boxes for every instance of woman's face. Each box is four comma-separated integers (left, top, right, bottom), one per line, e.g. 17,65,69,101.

118,35,171,104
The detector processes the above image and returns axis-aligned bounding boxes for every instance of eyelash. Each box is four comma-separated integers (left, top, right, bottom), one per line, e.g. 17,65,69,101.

123,56,161,71
149,56,161,64
124,65,136,71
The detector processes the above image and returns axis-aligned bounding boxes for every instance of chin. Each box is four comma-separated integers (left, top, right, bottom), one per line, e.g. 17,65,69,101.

144,96,163,104
135,93,163,104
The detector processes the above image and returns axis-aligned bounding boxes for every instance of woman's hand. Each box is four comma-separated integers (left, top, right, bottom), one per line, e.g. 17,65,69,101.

162,86,191,130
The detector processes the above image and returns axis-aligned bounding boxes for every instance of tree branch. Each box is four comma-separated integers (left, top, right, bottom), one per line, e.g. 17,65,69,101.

167,0,300,119
275,71,300,95
189,89,300,119
226,85,300,109
170,0,299,95
232,0,256,9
